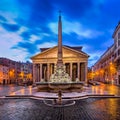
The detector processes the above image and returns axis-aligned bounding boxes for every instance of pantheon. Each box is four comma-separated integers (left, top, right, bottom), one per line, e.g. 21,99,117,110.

31,13,89,83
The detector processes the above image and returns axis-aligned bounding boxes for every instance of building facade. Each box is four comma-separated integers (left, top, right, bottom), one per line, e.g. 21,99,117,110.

20,62,33,83
31,46,89,83
93,22,120,85
0,65,9,84
0,58,33,84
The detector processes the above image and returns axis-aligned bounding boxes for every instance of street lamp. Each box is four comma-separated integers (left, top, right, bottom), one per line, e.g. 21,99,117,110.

109,62,117,84
9,69,15,83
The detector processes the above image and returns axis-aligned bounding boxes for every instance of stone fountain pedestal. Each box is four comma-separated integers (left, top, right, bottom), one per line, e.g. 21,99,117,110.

37,64,84,92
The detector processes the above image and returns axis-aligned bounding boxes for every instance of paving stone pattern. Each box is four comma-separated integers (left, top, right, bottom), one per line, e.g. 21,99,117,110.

0,98,120,120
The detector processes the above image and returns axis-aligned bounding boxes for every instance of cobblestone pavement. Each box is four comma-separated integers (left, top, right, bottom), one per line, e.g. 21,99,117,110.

0,85,27,97
0,98,120,120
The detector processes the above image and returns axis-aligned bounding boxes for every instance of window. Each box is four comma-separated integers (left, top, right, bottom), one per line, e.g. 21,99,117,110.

118,32,120,39
118,40,120,46
118,49,120,55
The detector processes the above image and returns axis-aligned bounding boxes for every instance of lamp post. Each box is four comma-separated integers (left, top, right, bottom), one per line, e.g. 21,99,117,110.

9,69,15,83
0,72,2,84
109,62,116,84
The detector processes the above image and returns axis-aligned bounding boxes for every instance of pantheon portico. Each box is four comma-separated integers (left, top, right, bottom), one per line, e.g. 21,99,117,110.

31,46,89,83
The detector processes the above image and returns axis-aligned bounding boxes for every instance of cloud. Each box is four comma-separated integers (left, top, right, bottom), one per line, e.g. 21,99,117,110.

80,43,107,67
88,50,105,67
101,39,114,48
29,35,41,42
49,18,103,39
8,49,30,62
11,42,37,54
0,27,26,61
0,27,22,45
17,0,54,28
20,31,31,40
37,42,57,50
1,23,20,32
0,15,7,22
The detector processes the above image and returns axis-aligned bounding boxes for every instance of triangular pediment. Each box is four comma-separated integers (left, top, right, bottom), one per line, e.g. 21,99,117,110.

31,46,89,60
63,46,89,58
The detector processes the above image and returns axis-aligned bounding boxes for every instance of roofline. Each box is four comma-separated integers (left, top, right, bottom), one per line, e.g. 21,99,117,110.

112,22,120,38
63,46,89,57
31,45,89,59
31,46,56,59
93,44,114,66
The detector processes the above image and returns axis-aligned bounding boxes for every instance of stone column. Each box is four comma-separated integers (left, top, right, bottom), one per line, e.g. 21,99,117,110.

39,63,42,81
35,64,38,82
65,63,70,75
43,64,47,80
85,62,88,83
81,63,85,81
50,63,52,76
77,62,80,80
35,64,37,82
70,63,72,80
80,63,81,81
53,63,55,73
40,63,42,81
50,63,53,75
38,64,40,82
47,63,50,81
68,63,70,75
33,64,36,83
37,64,39,82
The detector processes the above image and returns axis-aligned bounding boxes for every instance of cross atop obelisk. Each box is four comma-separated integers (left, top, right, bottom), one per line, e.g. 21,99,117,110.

57,10,63,66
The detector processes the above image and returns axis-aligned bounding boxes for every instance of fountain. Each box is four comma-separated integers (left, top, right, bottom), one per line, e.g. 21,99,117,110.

37,12,84,107
49,64,71,90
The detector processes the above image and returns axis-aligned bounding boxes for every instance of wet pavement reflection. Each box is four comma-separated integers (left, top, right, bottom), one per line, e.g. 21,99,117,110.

0,85,36,96
0,98,120,120
90,83,120,95
1,83,120,97
0,85,25,97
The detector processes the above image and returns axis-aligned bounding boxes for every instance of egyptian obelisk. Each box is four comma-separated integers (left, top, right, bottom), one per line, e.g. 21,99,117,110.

57,11,63,66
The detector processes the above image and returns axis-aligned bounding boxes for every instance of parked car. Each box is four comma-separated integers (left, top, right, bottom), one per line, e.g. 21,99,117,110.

88,80,100,86
23,81,33,86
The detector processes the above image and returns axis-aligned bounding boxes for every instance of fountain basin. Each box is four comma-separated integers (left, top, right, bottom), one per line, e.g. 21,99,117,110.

49,82,71,90
43,99,75,107
36,82,84,92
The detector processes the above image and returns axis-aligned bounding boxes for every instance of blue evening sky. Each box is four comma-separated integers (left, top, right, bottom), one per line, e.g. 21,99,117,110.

0,0,119,66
